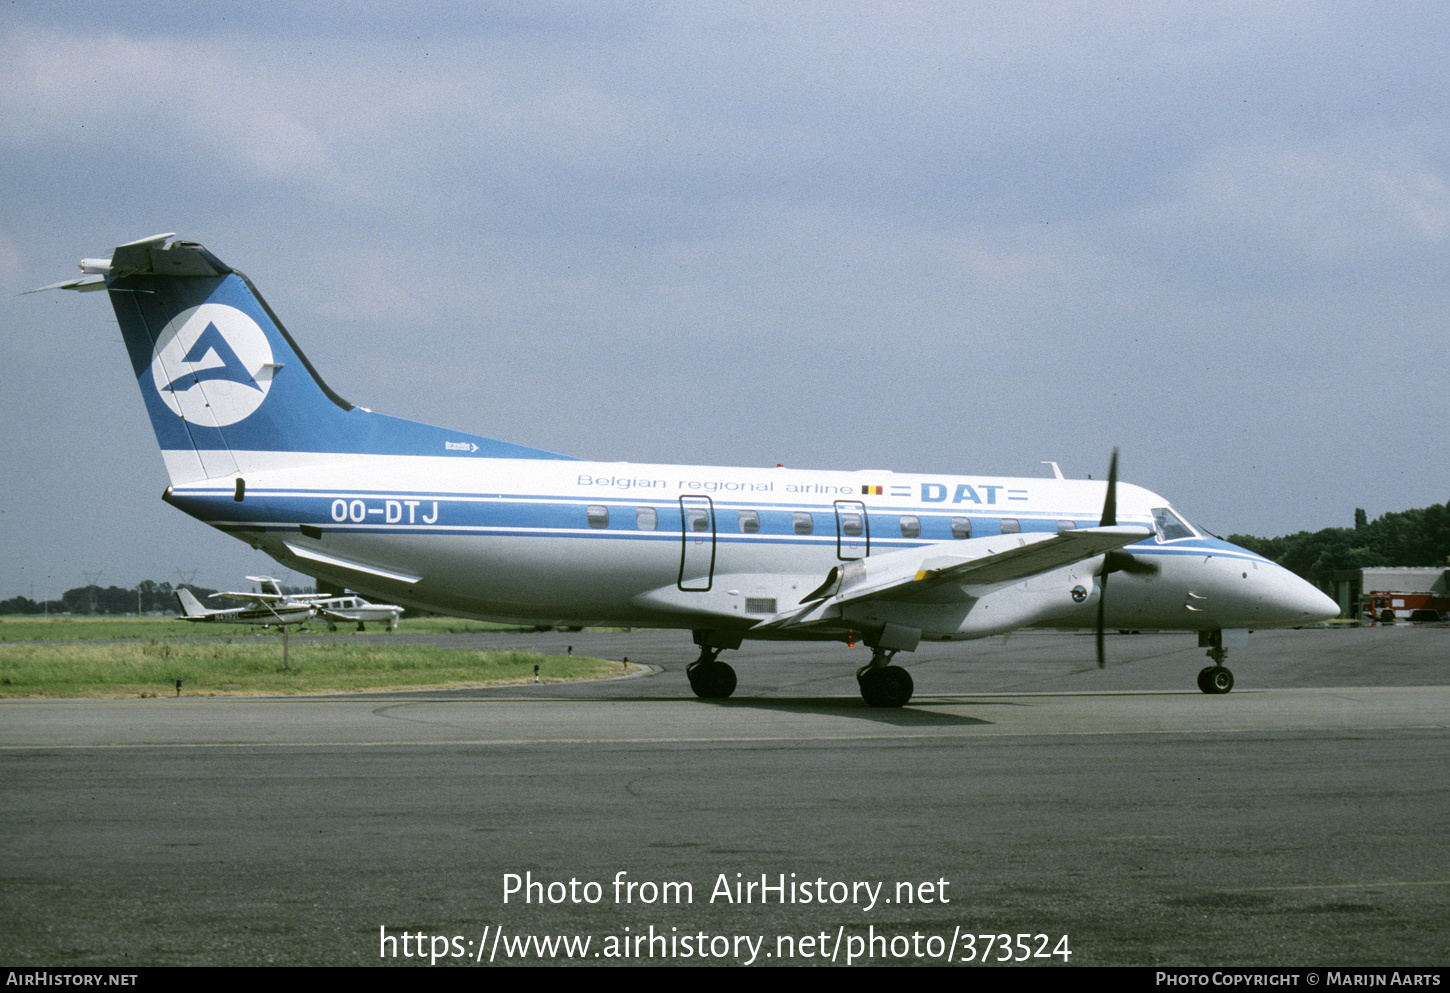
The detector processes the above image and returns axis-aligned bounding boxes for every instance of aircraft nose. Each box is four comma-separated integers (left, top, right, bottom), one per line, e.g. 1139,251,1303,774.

1266,564,1340,624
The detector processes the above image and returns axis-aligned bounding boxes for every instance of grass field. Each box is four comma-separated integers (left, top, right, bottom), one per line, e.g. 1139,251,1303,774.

0,637,626,698
0,614,577,641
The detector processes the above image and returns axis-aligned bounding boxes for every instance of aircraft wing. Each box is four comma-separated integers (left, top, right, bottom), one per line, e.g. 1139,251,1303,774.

759,525,1152,629
856,525,1153,604
316,606,399,619
211,591,289,604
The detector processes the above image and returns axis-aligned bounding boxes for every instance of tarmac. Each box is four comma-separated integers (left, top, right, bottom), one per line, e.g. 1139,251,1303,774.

1,625,1446,966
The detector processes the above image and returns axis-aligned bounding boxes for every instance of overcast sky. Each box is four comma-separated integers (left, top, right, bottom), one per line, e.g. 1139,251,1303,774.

2,1,1446,598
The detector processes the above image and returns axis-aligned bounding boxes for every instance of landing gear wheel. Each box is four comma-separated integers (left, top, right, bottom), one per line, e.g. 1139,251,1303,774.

687,659,737,699
858,665,914,708
1197,665,1233,694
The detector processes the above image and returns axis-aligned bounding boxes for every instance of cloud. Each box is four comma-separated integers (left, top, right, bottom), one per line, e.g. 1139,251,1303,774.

0,229,26,286
1,28,347,188
1187,145,1448,249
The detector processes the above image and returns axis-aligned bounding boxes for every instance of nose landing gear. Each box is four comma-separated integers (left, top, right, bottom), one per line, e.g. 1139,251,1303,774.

1196,664,1234,694
1197,631,1234,694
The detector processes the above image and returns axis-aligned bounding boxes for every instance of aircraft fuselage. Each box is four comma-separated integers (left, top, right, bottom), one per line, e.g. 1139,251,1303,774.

162,455,1331,642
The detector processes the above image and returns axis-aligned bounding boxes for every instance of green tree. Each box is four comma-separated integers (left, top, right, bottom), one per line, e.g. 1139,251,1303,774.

1234,501,1450,587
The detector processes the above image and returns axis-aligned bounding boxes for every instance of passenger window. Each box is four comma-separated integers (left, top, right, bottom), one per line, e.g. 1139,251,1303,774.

999,518,1021,534
636,507,657,531
686,509,711,532
840,512,863,537
950,517,972,540
899,515,921,539
793,512,814,535
587,505,609,529
738,510,760,534
1057,520,1076,533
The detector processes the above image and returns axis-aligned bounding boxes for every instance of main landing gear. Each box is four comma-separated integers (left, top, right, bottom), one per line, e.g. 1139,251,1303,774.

686,644,738,699
857,647,914,708
1196,630,1234,694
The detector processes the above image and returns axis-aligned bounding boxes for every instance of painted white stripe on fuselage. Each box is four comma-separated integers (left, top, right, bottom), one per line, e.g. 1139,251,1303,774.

162,448,1312,634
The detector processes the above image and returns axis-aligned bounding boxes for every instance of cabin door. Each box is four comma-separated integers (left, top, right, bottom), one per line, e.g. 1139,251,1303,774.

835,500,869,560
678,496,716,591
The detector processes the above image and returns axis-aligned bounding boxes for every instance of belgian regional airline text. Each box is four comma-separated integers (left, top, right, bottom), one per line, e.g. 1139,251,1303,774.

577,474,1029,503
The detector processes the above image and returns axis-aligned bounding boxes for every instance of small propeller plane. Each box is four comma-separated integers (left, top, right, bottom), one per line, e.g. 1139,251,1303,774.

41,235,1340,705
173,586,315,627
244,576,404,631
310,595,403,632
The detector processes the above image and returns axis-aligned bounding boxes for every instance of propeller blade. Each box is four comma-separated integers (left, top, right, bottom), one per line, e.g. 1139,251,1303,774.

1096,571,1107,668
1099,447,1118,528
1096,447,1119,668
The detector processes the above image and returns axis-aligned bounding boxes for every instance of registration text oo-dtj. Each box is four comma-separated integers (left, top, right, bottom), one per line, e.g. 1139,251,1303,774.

38,235,1339,705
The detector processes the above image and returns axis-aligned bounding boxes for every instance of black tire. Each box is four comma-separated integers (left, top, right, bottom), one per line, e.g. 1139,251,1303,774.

1196,666,1216,694
1208,666,1234,694
857,668,881,706
688,660,737,699
860,665,913,707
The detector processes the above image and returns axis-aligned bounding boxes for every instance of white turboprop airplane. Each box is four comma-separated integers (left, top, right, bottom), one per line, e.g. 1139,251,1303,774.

41,234,1339,705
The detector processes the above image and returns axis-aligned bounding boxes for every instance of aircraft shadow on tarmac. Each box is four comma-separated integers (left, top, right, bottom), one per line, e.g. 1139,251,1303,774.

690,696,992,727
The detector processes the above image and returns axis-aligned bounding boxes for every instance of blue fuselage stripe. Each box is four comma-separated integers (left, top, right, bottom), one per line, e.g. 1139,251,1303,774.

167,488,1268,564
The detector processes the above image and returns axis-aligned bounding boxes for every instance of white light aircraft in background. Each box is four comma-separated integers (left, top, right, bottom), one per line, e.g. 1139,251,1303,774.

173,586,315,627
244,576,404,631
310,595,404,632
41,235,1340,705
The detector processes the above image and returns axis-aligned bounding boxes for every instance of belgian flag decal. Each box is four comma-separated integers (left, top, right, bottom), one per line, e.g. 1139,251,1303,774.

861,485,883,495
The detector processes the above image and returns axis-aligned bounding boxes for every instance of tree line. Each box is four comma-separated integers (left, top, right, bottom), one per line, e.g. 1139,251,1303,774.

1229,500,1450,590
0,580,311,616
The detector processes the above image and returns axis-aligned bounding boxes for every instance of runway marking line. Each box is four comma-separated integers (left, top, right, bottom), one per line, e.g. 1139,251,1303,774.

1219,880,1450,893
2,722,1446,751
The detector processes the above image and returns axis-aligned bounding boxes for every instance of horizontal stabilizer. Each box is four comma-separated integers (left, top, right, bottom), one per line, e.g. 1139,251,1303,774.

22,275,108,294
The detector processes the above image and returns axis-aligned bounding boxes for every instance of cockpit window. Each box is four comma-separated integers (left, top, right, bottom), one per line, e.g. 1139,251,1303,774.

1152,508,1196,542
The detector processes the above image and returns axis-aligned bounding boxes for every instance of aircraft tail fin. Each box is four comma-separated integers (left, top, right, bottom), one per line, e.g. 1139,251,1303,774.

174,588,208,618
47,235,572,485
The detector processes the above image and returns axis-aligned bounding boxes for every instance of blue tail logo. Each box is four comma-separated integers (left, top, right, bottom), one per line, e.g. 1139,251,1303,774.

39,235,575,468
150,303,276,427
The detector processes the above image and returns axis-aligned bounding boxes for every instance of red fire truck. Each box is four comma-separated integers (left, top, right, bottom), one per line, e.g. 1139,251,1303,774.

1362,591,1449,623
